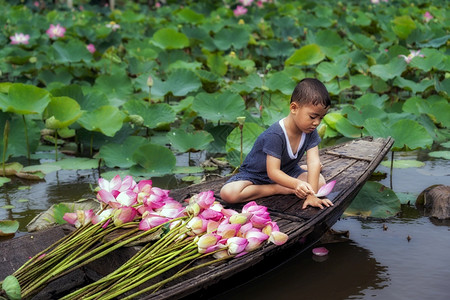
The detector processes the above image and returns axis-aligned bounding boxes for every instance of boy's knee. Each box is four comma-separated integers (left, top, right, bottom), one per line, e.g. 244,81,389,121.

220,187,239,204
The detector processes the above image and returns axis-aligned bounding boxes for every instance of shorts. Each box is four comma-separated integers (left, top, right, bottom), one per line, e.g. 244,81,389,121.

225,165,306,185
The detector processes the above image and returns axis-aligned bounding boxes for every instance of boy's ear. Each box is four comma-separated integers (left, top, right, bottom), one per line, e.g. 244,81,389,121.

290,101,299,113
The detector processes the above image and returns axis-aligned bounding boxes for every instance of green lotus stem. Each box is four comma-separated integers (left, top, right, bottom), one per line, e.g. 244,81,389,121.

2,120,9,176
122,254,232,300
54,130,58,161
22,115,30,161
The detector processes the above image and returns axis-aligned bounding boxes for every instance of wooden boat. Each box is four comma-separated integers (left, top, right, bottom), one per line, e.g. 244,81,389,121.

0,136,394,299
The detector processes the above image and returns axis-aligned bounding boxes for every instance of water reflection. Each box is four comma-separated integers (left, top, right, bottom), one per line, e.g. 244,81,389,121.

212,241,388,300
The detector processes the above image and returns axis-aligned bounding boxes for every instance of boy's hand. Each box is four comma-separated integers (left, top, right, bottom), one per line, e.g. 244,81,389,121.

294,180,314,199
302,194,334,210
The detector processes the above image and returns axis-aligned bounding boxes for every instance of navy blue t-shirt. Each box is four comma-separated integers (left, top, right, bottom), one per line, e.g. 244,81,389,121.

228,119,321,184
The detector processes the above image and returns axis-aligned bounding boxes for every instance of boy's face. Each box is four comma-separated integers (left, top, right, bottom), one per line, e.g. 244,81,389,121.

290,102,328,134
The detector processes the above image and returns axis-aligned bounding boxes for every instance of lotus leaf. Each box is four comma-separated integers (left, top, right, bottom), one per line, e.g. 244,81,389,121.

409,48,445,72
22,164,62,174
38,68,73,86
316,60,349,82
77,105,126,137
381,159,425,169
48,157,100,170
0,83,50,115
123,100,176,129
393,77,434,94
0,220,19,236
226,56,256,74
343,105,387,127
132,143,176,176
44,96,83,129
98,136,149,168
418,34,450,48
285,44,325,66
354,93,389,110
152,28,189,50
173,166,204,174
335,117,362,138
193,91,245,123
428,151,450,160
226,122,265,158
392,15,416,40
263,40,295,58
349,74,372,92
204,124,234,154
214,27,250,51
323,112,344,131
0,117,41,159
345,181,401,218
311,29,347,58
369,58,406,81
176,7,205,24
94,71,133,107
265,72,296,95
152,69,202,97
206,53,227,76
167,129,214,153
51,40,92,63
435,77,450,96
0,176,11,187
348,33,376,50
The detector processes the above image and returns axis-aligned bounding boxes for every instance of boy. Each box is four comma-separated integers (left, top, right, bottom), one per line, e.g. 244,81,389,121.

220,78,333,209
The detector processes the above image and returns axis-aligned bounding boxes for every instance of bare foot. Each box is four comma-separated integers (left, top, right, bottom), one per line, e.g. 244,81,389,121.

273,184,294,195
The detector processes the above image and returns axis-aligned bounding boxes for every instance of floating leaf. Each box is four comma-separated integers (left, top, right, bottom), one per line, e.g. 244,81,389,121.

167,129,214,153
0,176,11,187
428,151,450,160
345,181,401,218
0,162,23,176
381,159,425,168
152,28,189,50
48,158,100,170
0,220,19,236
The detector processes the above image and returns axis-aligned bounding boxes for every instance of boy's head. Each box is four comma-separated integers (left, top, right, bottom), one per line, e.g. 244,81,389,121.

290,78,331,108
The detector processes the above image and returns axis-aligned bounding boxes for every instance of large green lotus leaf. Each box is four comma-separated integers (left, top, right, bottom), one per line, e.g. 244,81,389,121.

123,100,176,129
168,60,203,72
22,164,61,174
402,96,429,116
205,124,234,154
0,220,19,236
349,74,372,92
132,143,176,175
98,136,149,168
192,91,245,123
354,93,389,110
285,44,325,66
125,39,159,61
409,48,445,72
345,181,401,218
435,77,450,96
226,56,255,74
316,60,348,82
381,159,425,169
152,28,189,50
417,34,450,48
206,53,227,76
226,122,265,158
335,117,362,138
94,72,133,107
264,40,295,58
214,27,250,50
342,105,386,127
44,96,83,129
38,68,73,86
313,29,347,58
362,118,389,139
323,112,345,131
392,15,416,40
348,33,376,50
0,83,50,115
51,40,92,63
152,69,202,97
176,7,205,24
369,58,407,81
427,101,450,128
167,129,214,153
47,157,100,170
265,72,296,95
393,77,434,94
77,106,125,137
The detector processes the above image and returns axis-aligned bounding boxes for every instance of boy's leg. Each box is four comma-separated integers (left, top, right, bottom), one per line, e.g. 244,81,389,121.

220,180,293,204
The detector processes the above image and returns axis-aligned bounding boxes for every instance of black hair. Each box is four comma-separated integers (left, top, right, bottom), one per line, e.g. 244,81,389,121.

290,78,331,108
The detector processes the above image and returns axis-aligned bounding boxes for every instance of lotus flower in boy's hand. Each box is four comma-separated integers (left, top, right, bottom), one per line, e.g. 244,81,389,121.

314,180,336,198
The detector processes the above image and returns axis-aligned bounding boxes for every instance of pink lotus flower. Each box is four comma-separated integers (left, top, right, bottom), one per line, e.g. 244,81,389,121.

239,0,253,6
315,180,336,197
46,24,66,39
113,207,137,226
217,223,241,239
186,216,208,235
227,237,248,255
245,229,269,251
92,208,113,228
10,33,30,45
86,43,96,54
197,233,221,253
262,221,279,236
399,50,425,64
189,190,215,209
118,175,137,192
98,175,123,193
199,208,223,221
63,210,94,228
423,12,433,23
229,213,251,224
233,5,248,17
115,190,138,207
139,213,170,230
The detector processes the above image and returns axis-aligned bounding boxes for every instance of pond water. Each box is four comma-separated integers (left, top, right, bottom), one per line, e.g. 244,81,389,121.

0,149,449,299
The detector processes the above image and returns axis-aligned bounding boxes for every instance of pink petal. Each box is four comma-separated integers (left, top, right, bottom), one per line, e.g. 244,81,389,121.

315,180,336,197
312,247,329,256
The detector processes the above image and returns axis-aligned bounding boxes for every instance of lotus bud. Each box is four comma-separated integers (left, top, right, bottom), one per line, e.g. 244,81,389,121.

186,203,201,216
129,114,144,126
237,116,246,127
147,75,153,87
227,237,248,255
45,116,59,129
29,57,37,63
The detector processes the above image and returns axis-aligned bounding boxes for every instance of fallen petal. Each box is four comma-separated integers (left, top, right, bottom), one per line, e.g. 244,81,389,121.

312,247,329,256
